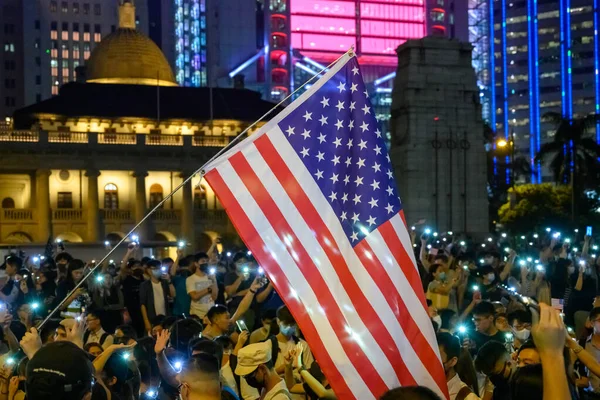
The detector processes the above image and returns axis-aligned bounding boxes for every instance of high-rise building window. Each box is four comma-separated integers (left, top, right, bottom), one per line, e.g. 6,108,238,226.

83,3,89,15
57,192,73,208
61,22,69,40
94,4,101,16
73,2,79,13
35,57,40,66
36,76,41,85
50,1,57,12
5,97,15,107
61,2,68,12
3,24,15,35
35,20,40,30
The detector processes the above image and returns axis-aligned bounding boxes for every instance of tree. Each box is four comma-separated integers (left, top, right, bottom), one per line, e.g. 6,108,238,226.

535,112,600,187
498,183,600,233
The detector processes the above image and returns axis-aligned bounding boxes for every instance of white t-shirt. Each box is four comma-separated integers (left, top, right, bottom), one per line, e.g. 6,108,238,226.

447,373,480,400
151,281,166,316
186,274,214,318
221,361,238,396
274,338,314,400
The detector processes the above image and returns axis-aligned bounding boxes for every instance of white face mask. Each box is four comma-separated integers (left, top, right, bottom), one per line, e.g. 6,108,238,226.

486,273,495,282
432,315,442,330
513,328,530,341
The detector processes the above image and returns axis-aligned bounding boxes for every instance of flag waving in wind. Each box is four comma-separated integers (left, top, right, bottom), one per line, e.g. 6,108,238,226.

204,52,448,400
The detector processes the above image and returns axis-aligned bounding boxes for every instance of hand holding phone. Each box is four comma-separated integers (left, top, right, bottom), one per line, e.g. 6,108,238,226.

235,320,249,332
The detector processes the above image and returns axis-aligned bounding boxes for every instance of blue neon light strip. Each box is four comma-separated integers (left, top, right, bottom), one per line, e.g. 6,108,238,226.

502,0,509,184
489,0,496,129
228,46,268,78
528,0,536,183
560,0,566,116
566,0,572,119
302,56,329,72
294,62,318,76
534,0,541,181
374,72,396,86
594,0,600,143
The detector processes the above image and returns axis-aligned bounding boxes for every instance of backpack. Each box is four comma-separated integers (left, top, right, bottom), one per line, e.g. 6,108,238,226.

83,330,110,347
456,385,472,400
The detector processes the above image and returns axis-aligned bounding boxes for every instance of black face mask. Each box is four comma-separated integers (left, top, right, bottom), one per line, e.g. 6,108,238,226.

245,369,263,390
114,336,132,345
489,362,511,387
199,264,209,273
132,269,144,279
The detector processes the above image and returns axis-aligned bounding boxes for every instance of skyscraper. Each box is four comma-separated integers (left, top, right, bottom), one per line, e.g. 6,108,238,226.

489,0,598,183
0,0,148,119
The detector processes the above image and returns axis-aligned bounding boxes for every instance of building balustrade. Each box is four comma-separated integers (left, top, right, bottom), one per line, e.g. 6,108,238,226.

53,209,86,220
1,208,35,221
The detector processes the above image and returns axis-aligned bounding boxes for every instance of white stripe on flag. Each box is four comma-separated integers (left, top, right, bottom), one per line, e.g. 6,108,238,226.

239,135,400,389
216,159,375,399
265,127,441,388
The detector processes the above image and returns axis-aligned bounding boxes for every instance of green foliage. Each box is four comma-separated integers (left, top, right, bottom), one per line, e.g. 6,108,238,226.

498,183,600,233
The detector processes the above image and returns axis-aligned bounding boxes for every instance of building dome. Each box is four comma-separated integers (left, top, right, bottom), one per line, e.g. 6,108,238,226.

86,1,177,87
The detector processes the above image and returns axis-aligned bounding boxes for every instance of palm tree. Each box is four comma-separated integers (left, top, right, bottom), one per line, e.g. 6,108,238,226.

535,112,600,185
535,112,600,220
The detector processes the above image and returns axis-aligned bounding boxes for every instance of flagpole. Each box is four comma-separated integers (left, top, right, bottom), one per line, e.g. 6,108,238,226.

37,48,354,330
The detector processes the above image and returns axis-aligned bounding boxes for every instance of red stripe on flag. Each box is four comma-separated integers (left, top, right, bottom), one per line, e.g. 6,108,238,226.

204,169,356,400
378,214,428,311
355,239,448,396
228,151,388,397
253,136,414,387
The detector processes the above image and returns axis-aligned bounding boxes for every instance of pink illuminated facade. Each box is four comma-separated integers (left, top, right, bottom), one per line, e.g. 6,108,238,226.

289,0,426,65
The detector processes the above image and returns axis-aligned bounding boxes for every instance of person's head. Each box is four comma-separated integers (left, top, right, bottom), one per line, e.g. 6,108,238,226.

17,303,32,322
162,257,174,269
277,305,298,338
54,325,67,342
85,310,102,333
433,254,449,269
178,256,193,276
194,252,210,274
429,263,446,281
26,341,94,400
66,259,85,287
5,255,22,276
232,252,249,272
147,260,162,280
475,341,512,385
472,301,496,334
491,301,506,315
40,321,59,344
480,265,496,284
55,252,73,268
100,272,113,288
179,354,221,399
102,353,140,399
170,318,204,354
213,335,234,367
190,339,223,370
84,342,104,358
516,340,540,367
114,325,137,345
379,386,443,400
235,341,277,391
438,309,457,333
510,364,543,400
508,310,532,341
495,313,508,331
260,309,277,332
437,332,460,377
483,251,501,267
206,305,231,335
127,259,144,279
590,307,600,334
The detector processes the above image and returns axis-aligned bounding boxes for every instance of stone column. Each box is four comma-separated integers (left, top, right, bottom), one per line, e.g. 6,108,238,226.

180,172,195,246
36,169,52,242
133,170,150,240
85,169,101,243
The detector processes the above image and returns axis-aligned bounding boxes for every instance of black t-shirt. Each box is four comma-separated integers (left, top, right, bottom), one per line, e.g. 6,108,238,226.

224,272,255,308
121,276,142,307
471,330,506,354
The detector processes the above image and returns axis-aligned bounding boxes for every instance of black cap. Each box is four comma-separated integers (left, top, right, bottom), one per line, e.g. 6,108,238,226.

5,255,23,269
26,341,94,400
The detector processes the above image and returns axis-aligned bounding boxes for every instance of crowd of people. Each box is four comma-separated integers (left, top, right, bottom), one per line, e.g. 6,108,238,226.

0,227,597,400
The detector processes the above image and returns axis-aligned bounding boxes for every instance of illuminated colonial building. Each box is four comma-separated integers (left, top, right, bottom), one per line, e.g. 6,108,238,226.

0,1,277,254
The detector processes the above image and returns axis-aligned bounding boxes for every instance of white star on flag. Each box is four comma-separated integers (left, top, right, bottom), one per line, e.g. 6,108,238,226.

353,194,361,205
286,126,295,136
336,100,345,112
350,83,358,93
357,158,366,168
314,169,324,180
351,212,360,223
335,119,344,130
300,147,310,158
385,203,394,214
319,115,328,125
333,137,342,147
301,129,311,139
360,122,369,132
337,82,346,92
362,105,371,114
349,101,356,111
318,133,327,143
316,151,325,162
330,173,339,183
320,97,329,107
368,197,379,208
354,176,364,186
332,155,340,166
370,180,380,190
352,65,359,75
367,215,377,226
358,139,368,150
303,111,313,121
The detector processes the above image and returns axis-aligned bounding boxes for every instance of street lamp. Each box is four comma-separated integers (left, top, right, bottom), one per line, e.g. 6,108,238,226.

497,139,508,148
497,131,515,186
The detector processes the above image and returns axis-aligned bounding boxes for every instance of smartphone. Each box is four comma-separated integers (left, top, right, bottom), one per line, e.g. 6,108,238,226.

588,226,593,236
235,320,249,332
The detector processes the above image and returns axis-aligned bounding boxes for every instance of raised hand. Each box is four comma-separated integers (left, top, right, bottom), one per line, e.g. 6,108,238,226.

66,318,86,349
20,327,42,359
154,329,171,354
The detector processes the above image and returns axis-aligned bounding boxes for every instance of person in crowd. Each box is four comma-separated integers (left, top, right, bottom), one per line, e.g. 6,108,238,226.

114,324,138,346
580,306,600,396
54,252,73,282
250,309,277,344
179,353,223,400
15,268,37,308
516,340,540,367
437,332,482,400
120,246,145,337
55,259,90,319
25,341,94,400
84,342,104,358
170,251,192,318
508,309,532,350
90,271,124,333
139,260,175,334
379,386,443,400
225,253,257,327
186,252,218,319
235,341,292,400
474,341,513,400
0,256,21,305
83,309,114,349
465,301,506,354
214,335,239,397
427,264,458,311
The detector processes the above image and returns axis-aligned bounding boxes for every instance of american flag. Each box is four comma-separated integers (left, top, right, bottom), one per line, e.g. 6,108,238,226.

204,53,448,400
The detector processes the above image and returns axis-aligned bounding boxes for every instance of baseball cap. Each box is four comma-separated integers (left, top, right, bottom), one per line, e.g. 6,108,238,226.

234,341,272,376
26,341,94,400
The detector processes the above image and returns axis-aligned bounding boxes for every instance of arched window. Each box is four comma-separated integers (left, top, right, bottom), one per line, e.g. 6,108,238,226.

193,185,207,209
104,183,118,209
149,184,164,209
1,197,15,208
